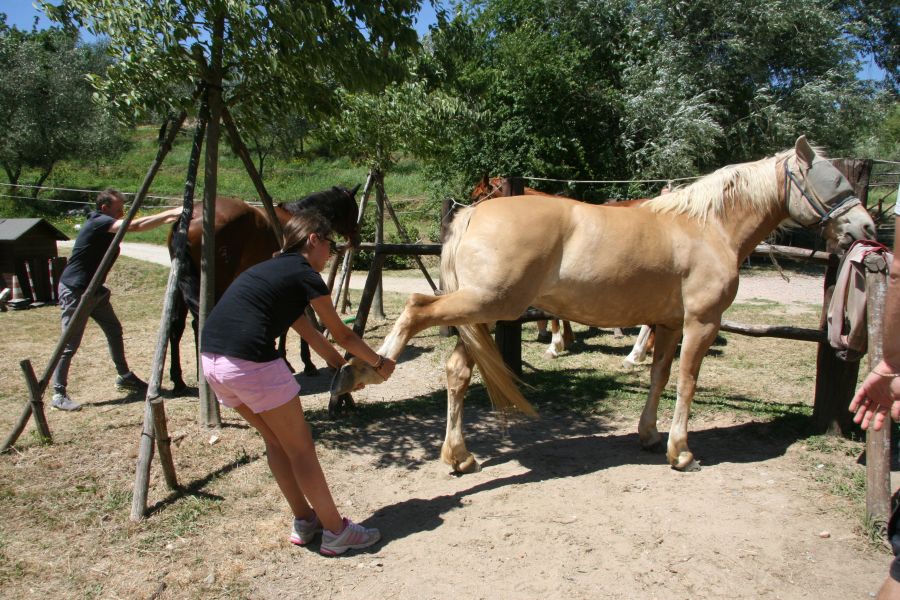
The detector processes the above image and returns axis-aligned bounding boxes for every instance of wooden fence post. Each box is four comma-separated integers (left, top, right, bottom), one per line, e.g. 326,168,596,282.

496,177,525,371
373,171,386,320
495,321,523,376
864,252,891,530
812,254,860,435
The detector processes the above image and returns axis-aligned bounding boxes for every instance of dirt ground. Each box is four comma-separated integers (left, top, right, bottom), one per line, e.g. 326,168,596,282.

0,259,892,599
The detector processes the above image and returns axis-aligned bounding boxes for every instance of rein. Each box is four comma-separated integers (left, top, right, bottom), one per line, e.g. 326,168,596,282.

783,159,860,228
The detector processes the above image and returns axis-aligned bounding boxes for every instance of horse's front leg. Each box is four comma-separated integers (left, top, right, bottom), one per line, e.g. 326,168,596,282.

638,325,680,452
441,338,479,473
667,319,719,471
562,320,575,348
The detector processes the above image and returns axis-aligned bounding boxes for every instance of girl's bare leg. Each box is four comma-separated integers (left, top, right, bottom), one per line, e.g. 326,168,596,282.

237,397,344,532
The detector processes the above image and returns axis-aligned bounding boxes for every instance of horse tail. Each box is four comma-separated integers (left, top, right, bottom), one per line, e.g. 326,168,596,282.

439,205,537,417
438,205,474,296
456,323,537,416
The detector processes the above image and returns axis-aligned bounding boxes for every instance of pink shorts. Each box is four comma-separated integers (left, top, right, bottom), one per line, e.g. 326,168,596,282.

200,352,301,414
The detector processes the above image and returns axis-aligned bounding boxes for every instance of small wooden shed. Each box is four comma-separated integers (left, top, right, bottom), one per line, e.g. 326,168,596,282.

0,218,69,302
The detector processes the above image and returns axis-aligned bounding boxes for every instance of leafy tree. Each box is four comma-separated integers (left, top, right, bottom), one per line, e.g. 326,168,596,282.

44,1,422,129
416,0,888,198
0,17,129,202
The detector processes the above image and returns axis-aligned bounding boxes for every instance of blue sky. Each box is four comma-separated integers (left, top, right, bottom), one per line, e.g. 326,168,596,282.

2,1,441,37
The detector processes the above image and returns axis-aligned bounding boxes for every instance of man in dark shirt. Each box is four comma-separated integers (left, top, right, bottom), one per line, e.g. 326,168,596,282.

51,188,182,411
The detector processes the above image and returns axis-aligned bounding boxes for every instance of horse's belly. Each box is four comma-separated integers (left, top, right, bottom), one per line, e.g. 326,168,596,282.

533,275,685,328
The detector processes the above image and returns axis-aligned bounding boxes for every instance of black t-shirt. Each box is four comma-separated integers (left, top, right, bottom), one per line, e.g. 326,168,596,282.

59,211,117,290
201,252,329,362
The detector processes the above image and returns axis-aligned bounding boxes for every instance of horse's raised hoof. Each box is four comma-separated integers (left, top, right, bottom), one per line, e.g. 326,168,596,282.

303,364,319,377
327,393,355,418
670,452,700,472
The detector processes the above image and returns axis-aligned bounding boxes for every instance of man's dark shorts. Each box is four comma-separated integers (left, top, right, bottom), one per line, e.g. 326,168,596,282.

889,501,900,581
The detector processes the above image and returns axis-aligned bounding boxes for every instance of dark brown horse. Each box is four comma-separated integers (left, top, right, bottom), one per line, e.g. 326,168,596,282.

168,185,361,395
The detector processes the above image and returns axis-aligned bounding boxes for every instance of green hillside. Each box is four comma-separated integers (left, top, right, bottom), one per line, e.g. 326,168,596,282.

0,125,438,245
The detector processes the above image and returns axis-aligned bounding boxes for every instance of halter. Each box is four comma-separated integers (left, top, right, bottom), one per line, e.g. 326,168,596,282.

783,158,860,228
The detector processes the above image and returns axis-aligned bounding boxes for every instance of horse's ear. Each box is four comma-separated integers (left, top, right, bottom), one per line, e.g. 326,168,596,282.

795,135,816,167
350,183,361,196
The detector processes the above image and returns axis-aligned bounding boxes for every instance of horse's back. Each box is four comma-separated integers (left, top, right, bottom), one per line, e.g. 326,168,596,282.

453,195,734,327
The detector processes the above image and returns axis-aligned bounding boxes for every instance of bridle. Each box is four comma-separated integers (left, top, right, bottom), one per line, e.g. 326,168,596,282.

783,156,860,228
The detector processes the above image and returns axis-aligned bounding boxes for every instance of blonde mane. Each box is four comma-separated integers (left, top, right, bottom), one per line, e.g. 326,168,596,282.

646,149,796,221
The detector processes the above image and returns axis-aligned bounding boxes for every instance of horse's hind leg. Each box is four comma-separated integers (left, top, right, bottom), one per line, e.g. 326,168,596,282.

169,293,188,394
667,320,719,471
442,338,479,473
638,325,680,452
623,325,653,368
545,319,565,358
332,289,523,393
299,340,318,376
300,306,319,376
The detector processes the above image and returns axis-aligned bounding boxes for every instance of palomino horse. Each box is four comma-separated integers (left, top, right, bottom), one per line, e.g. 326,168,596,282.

333,137,875,473
470,176,576,357
470,175,649,357
168,186,361,393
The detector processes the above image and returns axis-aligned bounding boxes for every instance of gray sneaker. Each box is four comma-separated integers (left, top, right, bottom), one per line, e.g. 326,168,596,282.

320,518,381,556
290,513,323,546
51,393,81,411
116,372,147,393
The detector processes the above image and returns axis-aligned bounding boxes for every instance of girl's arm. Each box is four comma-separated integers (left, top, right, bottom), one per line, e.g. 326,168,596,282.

309,295,395,379
291,315,345,369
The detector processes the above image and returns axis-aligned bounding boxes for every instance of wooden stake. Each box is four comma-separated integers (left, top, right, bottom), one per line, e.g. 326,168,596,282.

131,106,208,520
373,171,386,319
332,172,374,311
376,179,438,293
199,29,225,428
864,252,891,531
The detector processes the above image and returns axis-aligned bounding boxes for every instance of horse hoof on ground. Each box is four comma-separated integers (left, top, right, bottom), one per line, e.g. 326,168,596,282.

303,364,319,377
640,439,665,453
452,455,481,474
171,379,188,396
544,349,559,359
670,452,700,472
622,358,636,369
